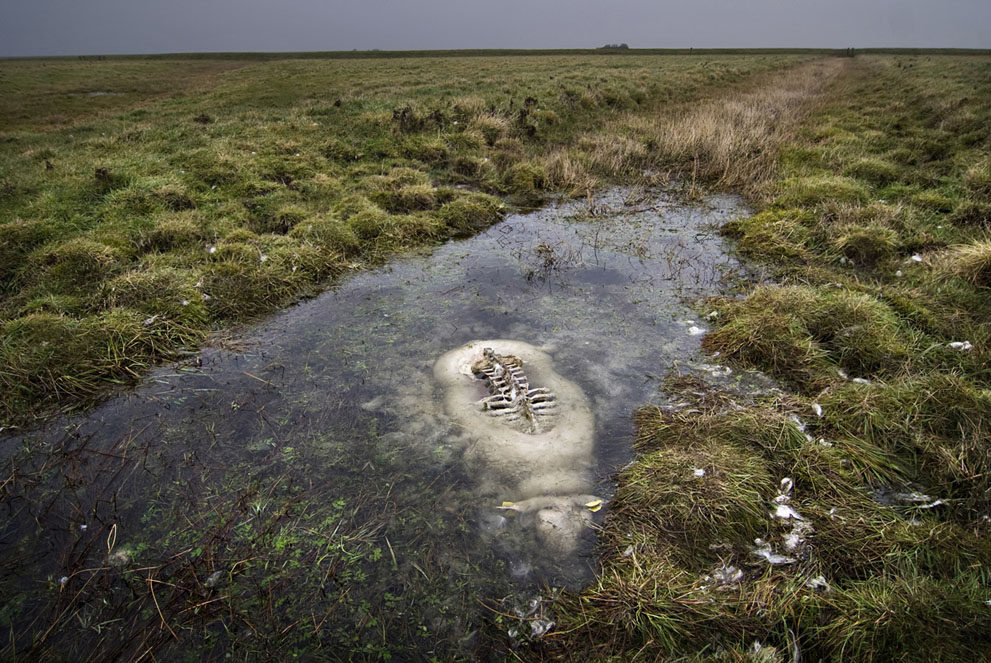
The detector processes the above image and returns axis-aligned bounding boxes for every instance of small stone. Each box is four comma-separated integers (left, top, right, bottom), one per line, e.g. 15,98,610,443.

205,570,225,588
107,548,132,568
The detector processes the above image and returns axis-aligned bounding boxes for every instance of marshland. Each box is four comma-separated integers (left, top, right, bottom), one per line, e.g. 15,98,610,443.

2,49,990,661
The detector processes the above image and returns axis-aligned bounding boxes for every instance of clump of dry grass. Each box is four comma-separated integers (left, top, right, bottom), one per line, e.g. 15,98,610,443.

543,149,596,195
470,114,510,146
831,223,899,265
938,240,991,287
535,58,849,201
577,134,649,178
647,59,848,195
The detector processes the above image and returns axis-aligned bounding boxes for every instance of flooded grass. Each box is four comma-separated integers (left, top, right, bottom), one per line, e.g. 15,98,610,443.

0,187,765,660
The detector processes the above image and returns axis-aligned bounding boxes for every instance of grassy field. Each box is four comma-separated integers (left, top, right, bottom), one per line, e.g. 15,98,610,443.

543,54,991,662
1,51,990,661
0,52,805,425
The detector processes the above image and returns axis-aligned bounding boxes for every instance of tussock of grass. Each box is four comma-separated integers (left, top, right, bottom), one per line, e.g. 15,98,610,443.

345,207,395,240
0,218,55,282
948,200,991,227
843,156,900,185
140,210,208,251
0,310,201,417
288,214,361,257
503,161,548,196
778,175,870,207
814,573,991,663
30,237,123,293
911,189,956,212
832,223,899,264
702,288,830,390
200,259,298,320
435,193,505,236
102,267,208,325
702,285,916,389
368,183,439,213
543,149,596,194
471,114,510,146
938,240,991,287
963,162,991,199
820,375,991,504
722,208,813,263
626,407,773,561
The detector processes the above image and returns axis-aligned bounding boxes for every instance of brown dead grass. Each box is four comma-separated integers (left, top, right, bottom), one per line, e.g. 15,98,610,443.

542,58,850,200
646,58,849,196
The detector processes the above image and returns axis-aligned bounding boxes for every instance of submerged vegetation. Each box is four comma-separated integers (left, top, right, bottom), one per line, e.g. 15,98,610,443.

2,51,991,661
544,55,991,661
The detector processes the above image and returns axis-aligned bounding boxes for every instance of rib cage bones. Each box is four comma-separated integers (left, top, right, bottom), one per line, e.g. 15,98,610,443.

471,348,556,434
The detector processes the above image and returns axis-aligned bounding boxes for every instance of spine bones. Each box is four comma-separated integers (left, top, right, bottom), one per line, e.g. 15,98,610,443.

472,348,556,434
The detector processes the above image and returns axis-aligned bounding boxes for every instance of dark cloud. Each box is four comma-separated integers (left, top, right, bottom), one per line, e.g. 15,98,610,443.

2,0,989,57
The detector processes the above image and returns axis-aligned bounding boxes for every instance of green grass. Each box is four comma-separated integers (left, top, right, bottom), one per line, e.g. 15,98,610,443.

0,53,807,424
4,51,991,662
541,54,991,663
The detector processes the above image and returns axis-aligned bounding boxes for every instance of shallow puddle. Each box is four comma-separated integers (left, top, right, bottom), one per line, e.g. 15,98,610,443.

0,187,768,659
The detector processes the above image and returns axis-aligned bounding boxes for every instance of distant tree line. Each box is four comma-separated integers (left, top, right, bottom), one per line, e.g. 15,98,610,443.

598,43,629,50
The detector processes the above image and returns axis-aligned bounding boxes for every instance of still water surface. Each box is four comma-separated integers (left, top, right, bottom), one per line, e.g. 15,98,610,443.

1,188,761,660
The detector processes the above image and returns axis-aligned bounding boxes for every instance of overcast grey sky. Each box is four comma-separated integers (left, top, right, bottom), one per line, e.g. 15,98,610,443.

2,0,989,57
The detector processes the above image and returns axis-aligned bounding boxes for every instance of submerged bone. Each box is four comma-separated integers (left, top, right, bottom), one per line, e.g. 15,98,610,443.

471,348,557,434
434,340,598,555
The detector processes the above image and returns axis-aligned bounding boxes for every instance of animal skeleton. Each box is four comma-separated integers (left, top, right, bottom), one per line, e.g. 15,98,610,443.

434,340,598,555
471,348,556,434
